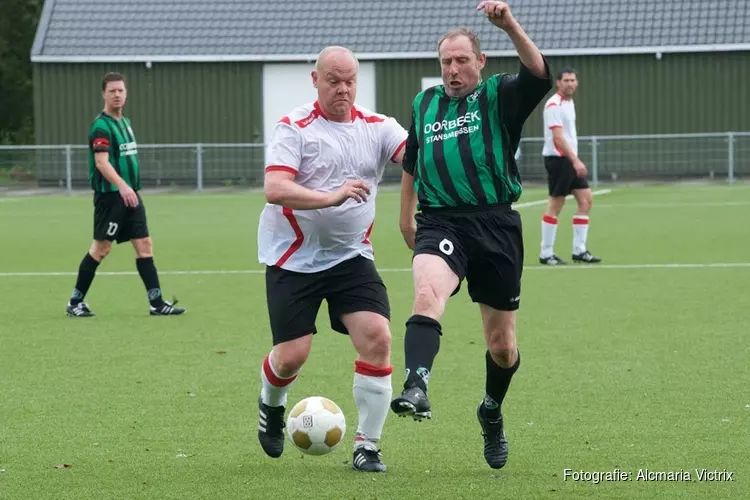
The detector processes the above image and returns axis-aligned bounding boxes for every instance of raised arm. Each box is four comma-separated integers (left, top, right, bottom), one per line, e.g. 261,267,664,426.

479,2,553,149
477,1,546,77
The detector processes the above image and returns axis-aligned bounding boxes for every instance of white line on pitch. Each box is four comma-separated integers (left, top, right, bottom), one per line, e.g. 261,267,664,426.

593,201,750,208
3,261,750,277
512,188,612,209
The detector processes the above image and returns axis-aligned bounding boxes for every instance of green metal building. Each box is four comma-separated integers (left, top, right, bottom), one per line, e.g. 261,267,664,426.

30,0,750,186
32,51,750,144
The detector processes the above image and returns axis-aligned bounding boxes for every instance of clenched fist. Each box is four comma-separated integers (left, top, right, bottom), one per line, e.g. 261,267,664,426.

476,1,518,31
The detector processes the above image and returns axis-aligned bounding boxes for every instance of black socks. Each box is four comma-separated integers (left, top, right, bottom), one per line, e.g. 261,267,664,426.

483,349,521,419
403,314,442,392
136,257,164,307
70,253,100,305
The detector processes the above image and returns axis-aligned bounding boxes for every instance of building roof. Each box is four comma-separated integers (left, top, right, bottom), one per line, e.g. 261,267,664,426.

31,0,750,62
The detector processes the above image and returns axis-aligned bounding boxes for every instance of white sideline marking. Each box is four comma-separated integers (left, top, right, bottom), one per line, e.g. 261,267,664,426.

3,261,750,277
513,188,612,209
594,201,750,208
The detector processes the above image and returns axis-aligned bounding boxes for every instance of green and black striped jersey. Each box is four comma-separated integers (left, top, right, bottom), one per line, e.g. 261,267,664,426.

88,112,141,192
403,61,552,210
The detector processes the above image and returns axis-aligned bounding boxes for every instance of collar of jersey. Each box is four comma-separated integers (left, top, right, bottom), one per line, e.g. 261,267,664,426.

101,111,124,122
436,78,485,100
313,100,358,123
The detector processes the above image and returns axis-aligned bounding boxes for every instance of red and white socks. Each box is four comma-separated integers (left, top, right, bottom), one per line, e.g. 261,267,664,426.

541,213,591,257
260,353,297,407
352,360,393,450
572,214,589,255
260,355,392,451
540,214,559,258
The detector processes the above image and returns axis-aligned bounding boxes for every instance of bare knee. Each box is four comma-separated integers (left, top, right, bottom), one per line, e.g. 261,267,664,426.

272,337,312,377
89,241,112,261
487,328,518,368
578,198,592,214
132,237,153,258
359,326,391,367
575,191,593,214
414,283,446,319
546,197,565,217
343,312,391,367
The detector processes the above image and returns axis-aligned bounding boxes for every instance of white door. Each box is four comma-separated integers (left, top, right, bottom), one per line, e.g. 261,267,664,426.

421,76,443,90
262,62,377,163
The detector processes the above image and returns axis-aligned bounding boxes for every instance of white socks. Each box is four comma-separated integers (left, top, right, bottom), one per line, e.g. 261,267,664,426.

260,354,297,407
352,360,393,450
541,214,558,258
573,214,589,255
542,213,591,256
260,355,393,450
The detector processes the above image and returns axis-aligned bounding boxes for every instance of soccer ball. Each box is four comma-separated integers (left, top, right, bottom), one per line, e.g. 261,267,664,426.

286,396,346,456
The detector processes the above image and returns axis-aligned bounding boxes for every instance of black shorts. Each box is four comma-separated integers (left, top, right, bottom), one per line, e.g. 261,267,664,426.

413,205,523,311
265,255,391,345
93,191,150,243
544,156,590,197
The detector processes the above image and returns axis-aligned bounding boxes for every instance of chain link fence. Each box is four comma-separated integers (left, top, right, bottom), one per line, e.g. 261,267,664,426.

1,132,748,193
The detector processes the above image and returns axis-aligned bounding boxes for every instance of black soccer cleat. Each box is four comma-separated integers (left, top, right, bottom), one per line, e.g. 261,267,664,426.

149,298,186,316
66,302,96,317
539,255,567,265
477,403,509,469
572,251,602,264
352,445,387,472
390,386,431,420
257,397,286,458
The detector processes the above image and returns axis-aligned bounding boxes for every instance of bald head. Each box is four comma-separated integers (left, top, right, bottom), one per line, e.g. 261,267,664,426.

315,46,359,73
312,46,359,122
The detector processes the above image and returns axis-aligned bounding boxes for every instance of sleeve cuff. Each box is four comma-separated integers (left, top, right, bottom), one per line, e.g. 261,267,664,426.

265,165,298,176
390,139,407,163
519,55,552,83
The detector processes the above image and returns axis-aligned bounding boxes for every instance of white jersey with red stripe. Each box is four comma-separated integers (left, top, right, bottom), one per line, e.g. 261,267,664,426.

258,101,407,273
542,92,577,157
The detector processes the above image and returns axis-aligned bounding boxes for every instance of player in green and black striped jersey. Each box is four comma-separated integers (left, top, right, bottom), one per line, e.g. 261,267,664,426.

391,2,552,471
65,72,185,318
89,112,140,193
406,73,521,208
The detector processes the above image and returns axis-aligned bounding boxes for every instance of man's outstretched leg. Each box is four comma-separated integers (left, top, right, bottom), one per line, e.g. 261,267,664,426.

476,304,520,469
391,254,459,420
343,311,393,472
257,335,310,458
66,241,111,317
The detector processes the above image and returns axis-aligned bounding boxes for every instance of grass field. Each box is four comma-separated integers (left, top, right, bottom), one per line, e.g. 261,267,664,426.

1,184,748,500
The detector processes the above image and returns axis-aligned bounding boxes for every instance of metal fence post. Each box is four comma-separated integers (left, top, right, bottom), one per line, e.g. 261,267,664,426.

727,132,735,183
591,136,599,187
196,143,204,192
65,145,73,194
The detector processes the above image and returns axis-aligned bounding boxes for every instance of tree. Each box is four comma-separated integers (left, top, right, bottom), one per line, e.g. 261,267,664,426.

0,0,43,144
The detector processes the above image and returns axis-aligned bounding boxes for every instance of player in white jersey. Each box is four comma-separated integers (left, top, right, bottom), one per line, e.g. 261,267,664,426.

256,46,408,473
539,67,601,265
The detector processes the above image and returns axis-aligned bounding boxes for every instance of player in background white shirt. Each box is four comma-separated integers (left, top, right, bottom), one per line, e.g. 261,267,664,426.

539,67,601,265
256,46,407,473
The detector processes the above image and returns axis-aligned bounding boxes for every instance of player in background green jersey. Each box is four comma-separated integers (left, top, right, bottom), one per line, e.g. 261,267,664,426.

66,72,185,317
391,2,551,470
